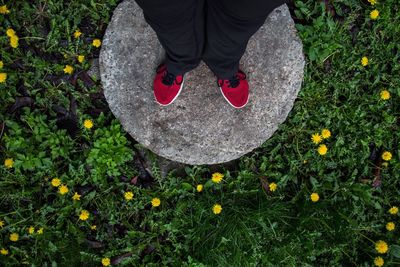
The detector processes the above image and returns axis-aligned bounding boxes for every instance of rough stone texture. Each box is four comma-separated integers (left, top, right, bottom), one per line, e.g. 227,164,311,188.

88,58,100,80
100,0,305,165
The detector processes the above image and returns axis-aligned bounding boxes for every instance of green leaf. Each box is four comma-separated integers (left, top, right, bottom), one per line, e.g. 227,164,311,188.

390,245,400,258
181,182,193,191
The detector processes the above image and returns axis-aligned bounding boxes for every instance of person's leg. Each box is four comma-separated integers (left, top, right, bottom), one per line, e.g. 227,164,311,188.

135,0,205,76
203,0,287,79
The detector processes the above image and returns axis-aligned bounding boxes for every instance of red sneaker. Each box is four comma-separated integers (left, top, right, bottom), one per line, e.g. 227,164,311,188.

153,64,184,106
217,70,249,109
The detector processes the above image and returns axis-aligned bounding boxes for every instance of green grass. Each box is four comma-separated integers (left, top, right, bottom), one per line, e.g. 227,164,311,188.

1,0,400,266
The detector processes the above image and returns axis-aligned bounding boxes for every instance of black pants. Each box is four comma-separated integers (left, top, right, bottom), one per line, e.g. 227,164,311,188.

134,0,286,79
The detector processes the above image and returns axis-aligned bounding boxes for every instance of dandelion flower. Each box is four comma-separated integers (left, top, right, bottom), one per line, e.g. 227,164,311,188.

73,30,82,39
321,128,331,139
6,28,15,37
361,56,369,66
151,197,161,207
211,172,224,183
375,240,388,254
63,65,74,74
196,184,203,192
269,182,277,192
4,158,13,168
91,225,97,230
9,233,18,242
212,204,222,214
0,248,8,255
0,219,4,228
370,9,379,20
389,206,398,215
374,256,384,267
51,178,61,187
381,151,392,161
368,0,377,5
102,257,110,266
0,60,3,69
77,55,85,63
311,133,322,144
0,72,7,83
58,184,69,195
0,5,10,14
380,90,390,100
9,35,18,48
72,192,81,201
124,191,134,201
317,144,328,156
37,227,43,234
310,192,319,202
28,226,35,234
92,39,102,48
386,222,395,231
79,210,90,220
83,119,93,129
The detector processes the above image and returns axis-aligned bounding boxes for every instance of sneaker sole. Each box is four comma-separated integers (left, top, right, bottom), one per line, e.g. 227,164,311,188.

156,78,185,107
219,86,249,109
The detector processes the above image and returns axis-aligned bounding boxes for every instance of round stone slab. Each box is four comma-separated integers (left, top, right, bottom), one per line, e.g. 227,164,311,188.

100,0,305,165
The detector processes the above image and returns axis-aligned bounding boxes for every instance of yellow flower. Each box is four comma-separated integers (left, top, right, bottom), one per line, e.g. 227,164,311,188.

213,204,222,214
361,56,369,66
77,55,85,63
124,191,134,200
37,227,43,234
321,128,331,139
0,248,8,255
368,0,377,5
151,197,161,207
0,219,4,228
92,39,102,48
0,60,3,69
386,222,395,231
79,210,90,220
370,9,379,20
0,5,10,14
211,172,224,183
72,192,81,201
303,160,307,164
310,192,319,202
58,184,69,195
0,72,7,83
51,178,61,187
6,28,15,37
4,158,13,168
10,35,18,48
375,240,388,254
91,225,97,230
63,65,74,75
269,182,277,192
317,144,328,156
10,233,19,242
380,90,390,100
374,256,384,267
196,184,203,192
74,30,82,39
389,206,398,215
102,257,110,266
381,151,392,161
311,133,322,144
28,226,35,234
83,119,93,129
